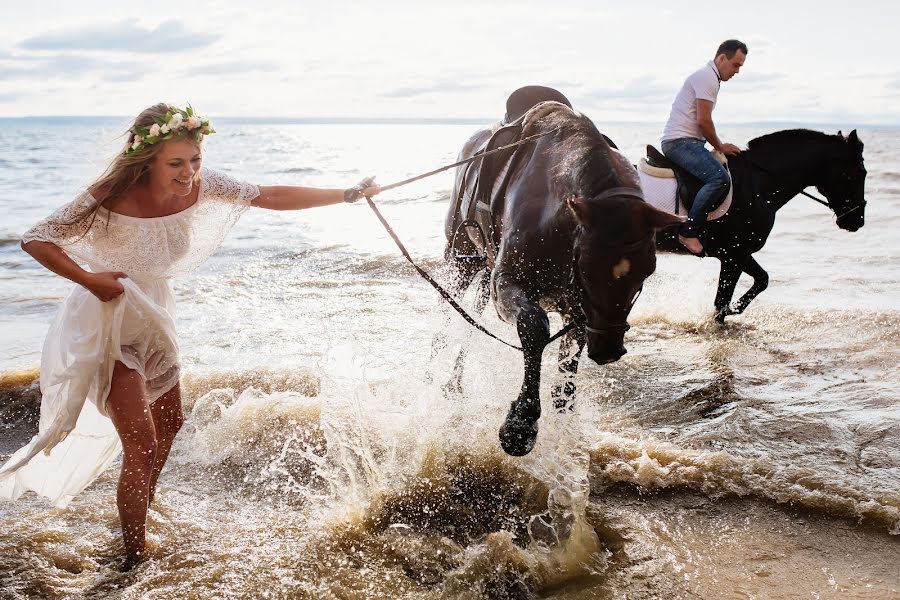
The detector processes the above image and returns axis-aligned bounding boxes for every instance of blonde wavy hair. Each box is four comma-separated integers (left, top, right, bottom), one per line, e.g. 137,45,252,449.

72,103,205,231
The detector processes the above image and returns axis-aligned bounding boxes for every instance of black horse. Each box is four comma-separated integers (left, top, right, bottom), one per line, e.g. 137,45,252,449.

444,101,680,456
654,129,867,322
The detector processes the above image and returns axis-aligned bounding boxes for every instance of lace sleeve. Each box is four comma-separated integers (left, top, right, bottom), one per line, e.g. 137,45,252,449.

200,168,260,206
21,191,98,246
20,171,260,279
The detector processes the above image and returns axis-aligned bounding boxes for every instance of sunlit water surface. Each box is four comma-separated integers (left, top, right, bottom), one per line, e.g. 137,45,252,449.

0,118,898,598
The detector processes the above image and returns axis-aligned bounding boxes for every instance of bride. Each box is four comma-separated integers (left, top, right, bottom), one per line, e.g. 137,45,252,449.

0,103,379,568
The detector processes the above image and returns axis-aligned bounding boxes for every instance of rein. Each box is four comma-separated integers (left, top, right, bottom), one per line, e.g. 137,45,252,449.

361,135,649,351
358,126,573,352
363,195,579,352
375,127,560,195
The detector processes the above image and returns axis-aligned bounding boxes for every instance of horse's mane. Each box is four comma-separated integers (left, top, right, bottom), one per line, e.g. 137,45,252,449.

533,106,638,244
746,129,846,160
536,108,621,198
744,128,862,174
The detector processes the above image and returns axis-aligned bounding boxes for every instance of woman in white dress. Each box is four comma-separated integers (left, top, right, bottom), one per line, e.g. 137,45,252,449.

0,103,380,568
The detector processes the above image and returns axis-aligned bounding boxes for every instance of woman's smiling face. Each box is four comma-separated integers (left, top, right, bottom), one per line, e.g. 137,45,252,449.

150,138,203,197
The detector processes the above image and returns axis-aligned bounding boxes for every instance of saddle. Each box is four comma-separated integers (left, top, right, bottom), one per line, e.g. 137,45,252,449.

476,86,576,212
451,87,576,266
642,145,730,215
503,85,572,124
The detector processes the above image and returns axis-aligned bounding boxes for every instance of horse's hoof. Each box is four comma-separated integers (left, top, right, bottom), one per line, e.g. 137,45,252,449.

551,383,577,412
441,380,462,399
499,414,539,456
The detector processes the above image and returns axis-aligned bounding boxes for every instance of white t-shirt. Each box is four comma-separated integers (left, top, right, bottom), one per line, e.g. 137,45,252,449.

661,61,721,143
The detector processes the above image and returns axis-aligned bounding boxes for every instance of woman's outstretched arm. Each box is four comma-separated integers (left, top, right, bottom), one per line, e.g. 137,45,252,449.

253,179,380,211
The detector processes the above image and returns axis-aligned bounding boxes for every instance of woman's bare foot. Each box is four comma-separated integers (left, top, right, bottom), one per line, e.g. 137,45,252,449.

119,537,158,572
678,234,704,255
120,551,145,572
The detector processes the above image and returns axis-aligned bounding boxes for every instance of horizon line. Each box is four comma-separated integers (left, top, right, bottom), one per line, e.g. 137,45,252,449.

0,115,897,128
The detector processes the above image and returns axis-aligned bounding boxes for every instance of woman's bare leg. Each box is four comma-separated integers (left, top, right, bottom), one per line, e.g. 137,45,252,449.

148,383,184,502
106,361,158,566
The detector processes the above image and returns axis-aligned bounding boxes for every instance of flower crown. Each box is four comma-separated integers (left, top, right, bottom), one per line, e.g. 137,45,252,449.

125,104,215,155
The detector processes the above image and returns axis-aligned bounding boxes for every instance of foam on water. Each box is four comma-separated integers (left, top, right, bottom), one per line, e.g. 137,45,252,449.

589,433,900,533
87,338,601,597
2,120,900,597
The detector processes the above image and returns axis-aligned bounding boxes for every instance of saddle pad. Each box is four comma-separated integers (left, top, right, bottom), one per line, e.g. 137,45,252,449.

638,151,727,178
638,157,676,179
638,168,733,221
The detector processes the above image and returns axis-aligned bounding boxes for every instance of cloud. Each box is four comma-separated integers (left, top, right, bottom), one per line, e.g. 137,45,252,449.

189,59,282,76
580,76,674,105
381,81,488,98
729,71,786,90
732,72,784,84
743,35,774,50
18,19,219,53
0,53,144,82
544,80,586,92
0,91,27,103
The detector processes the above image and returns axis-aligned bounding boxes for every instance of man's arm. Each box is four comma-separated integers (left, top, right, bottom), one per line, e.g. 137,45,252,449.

696,100,741,156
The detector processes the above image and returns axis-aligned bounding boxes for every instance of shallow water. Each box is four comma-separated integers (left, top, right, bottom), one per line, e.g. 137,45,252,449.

1,119,898,598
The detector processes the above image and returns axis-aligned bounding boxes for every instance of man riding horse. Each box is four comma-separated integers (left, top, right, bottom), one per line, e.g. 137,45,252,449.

661,39,748,256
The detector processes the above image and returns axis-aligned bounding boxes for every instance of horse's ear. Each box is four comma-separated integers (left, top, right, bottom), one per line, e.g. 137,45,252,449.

641,202,684,230
567,196,590,223
837,130,843,138
848,129,859,143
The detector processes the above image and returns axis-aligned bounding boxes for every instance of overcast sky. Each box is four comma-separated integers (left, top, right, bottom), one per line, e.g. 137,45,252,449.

1,0,897,125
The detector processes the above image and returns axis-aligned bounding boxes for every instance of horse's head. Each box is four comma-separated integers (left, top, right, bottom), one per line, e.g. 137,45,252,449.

816,129,867,232
568,192,682,364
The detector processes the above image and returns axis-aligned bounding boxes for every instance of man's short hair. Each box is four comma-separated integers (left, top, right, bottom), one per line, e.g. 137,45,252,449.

716,39,748,58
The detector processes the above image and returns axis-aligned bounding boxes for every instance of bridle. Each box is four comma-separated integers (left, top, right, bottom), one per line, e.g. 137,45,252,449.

743,154,866,222
832,197,867,224
570,187,651,337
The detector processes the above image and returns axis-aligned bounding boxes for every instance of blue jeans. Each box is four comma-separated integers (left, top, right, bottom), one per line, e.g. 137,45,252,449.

661,137,729,238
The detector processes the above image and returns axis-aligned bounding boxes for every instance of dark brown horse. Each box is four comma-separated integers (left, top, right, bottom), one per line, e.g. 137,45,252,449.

444,102,681,456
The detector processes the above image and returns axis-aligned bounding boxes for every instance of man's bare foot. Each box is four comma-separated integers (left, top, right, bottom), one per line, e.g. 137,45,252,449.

678,235,704,255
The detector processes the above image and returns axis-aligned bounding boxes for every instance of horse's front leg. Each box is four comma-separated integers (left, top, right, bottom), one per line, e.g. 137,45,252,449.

729,255,769,316
714,254,748,323
498,296,551,456
551,324,586,411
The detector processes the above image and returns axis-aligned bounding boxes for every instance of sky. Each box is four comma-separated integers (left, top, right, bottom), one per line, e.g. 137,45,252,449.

1,0,898,125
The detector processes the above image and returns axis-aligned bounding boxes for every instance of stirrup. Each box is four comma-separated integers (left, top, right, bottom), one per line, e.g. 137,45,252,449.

450,219,488,263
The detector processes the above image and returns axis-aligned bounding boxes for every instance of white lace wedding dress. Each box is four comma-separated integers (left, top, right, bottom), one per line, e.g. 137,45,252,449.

0,168,259,507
